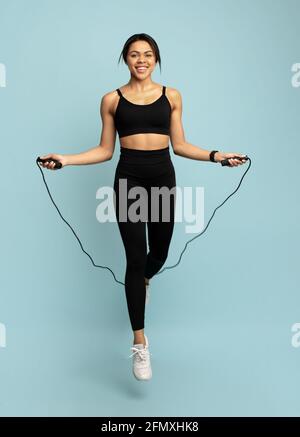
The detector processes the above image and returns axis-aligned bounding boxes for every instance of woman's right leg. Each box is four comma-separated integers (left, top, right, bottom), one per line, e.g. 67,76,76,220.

113,170,148,344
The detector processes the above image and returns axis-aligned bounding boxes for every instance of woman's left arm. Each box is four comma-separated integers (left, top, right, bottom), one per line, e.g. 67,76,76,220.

168,88,247,167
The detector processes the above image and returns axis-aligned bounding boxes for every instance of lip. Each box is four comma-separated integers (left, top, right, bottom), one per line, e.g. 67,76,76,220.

135,67,148,71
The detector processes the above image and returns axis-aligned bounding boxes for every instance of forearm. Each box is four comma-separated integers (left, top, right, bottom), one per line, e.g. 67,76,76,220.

174,141,216,161
64,145,112,166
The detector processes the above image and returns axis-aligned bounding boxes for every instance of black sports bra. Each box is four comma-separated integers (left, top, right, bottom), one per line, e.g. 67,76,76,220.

114,85,171,139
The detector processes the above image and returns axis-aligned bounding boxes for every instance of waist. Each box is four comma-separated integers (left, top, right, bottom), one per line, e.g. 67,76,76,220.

120,146,170,156
118,146,171,165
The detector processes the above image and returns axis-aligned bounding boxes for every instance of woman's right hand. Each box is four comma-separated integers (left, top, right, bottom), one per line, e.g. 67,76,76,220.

38,153,68,170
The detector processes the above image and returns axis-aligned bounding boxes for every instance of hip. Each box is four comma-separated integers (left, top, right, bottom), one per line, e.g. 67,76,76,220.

115,146,176,182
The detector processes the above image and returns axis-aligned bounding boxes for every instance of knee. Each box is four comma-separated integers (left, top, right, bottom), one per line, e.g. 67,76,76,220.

151,248,169,265
144,252,168,279
127,254,147,272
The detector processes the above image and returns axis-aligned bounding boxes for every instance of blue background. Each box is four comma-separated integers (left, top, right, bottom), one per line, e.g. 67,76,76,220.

0,0,300,416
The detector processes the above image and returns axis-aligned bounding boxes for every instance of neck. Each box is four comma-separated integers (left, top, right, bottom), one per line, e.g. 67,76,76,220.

127,76,155,93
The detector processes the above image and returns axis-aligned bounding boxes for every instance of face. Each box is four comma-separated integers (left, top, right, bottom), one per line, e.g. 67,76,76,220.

126,40,156,78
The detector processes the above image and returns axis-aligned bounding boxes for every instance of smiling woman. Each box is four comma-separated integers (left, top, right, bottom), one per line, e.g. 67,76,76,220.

37,32,247,383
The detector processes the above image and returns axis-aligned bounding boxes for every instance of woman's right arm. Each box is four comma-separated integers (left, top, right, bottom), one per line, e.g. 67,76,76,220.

39,93,117,169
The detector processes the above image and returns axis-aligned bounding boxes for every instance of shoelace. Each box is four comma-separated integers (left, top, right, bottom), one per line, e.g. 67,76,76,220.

128,345,152,361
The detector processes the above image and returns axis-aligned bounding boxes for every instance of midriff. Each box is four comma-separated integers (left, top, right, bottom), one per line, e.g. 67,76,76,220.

119,133,169,151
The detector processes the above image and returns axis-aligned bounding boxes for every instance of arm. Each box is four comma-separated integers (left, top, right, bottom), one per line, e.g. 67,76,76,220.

64,93,116,166
169,88,246,165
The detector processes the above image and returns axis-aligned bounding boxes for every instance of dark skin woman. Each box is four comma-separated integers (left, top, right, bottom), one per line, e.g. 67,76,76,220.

39,35,247,379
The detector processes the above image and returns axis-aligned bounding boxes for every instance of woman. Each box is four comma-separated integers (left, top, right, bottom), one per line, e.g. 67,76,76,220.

38,33,247,381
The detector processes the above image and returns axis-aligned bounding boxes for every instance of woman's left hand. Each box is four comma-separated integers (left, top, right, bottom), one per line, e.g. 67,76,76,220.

214,152,247,167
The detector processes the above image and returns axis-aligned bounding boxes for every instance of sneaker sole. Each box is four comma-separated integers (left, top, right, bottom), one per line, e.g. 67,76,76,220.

132,368,152,381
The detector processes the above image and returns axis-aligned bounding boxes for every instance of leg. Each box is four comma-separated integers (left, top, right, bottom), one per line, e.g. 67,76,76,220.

113,173,148,344
145,212,175,278
145,166,176,279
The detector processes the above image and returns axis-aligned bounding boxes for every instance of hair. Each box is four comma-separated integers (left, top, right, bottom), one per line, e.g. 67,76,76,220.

118,33,161,73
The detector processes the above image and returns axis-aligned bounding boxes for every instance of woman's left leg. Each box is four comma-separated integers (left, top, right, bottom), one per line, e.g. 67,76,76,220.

144,163,176,280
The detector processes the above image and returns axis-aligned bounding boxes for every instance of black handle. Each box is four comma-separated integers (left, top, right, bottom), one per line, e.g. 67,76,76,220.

221,155,249,167
36,156,62,169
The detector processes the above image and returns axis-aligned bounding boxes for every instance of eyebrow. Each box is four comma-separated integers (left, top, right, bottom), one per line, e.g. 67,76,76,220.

129,50,153,54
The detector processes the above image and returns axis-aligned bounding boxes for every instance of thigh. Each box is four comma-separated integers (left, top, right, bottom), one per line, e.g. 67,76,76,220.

114,168,147,262
147,164,176,256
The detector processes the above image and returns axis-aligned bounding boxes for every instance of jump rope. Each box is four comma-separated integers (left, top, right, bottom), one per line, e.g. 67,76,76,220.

36,153,251,286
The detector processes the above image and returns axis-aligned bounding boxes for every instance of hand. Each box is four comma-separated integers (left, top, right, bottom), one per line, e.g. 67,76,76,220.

214,152,247,167
38,153,67,170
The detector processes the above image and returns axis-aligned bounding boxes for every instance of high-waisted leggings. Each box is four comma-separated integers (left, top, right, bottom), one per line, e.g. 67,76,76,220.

113,146,176,331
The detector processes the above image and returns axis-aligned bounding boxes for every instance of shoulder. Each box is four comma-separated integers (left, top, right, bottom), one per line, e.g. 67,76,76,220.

100,89,120,114
166,86,181,98
101,89,119,105
165,86,182,110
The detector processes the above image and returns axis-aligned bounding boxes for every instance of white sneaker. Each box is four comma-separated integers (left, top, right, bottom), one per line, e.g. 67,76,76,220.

129,334,152,380
145,282,150,305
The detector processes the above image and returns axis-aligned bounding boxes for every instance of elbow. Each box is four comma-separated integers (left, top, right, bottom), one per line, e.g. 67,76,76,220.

173,143,183,155
98,144,113,161
102,147,113,161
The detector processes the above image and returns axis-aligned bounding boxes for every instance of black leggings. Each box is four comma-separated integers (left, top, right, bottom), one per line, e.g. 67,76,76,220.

113,146,176,331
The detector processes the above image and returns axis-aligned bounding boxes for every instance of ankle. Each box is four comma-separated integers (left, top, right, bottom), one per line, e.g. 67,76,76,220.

133,336,146,346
